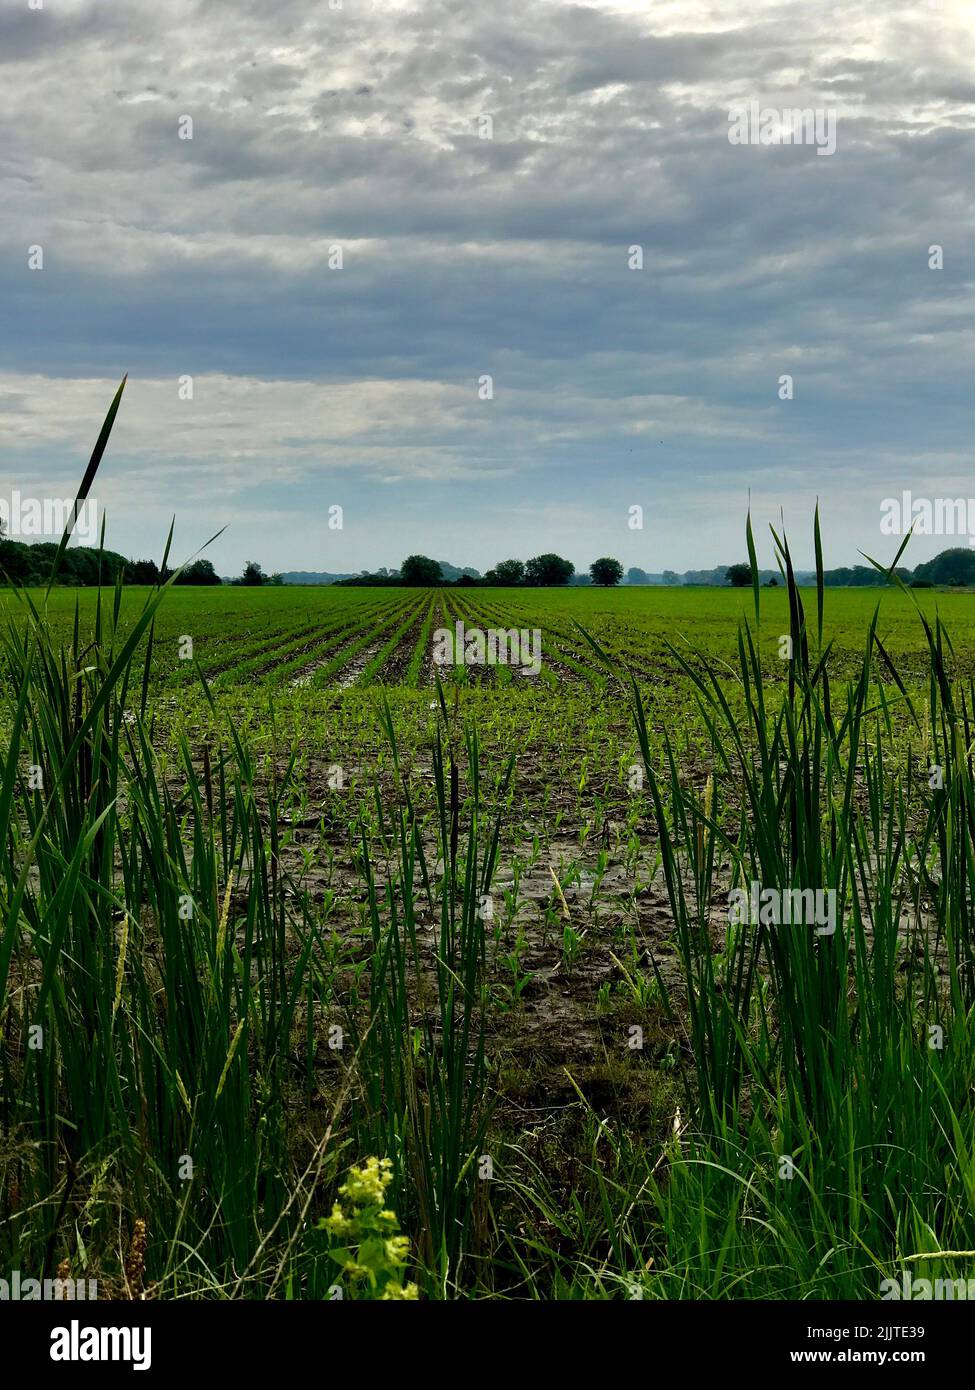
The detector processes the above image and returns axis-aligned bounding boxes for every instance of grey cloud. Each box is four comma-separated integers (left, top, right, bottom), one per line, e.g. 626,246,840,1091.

0,0,973,570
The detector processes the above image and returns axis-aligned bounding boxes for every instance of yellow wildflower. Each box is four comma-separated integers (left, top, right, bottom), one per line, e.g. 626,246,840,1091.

380,1281,419,1300
385,1235,409,1265
321,1203,351,1237
339,1155,393,1205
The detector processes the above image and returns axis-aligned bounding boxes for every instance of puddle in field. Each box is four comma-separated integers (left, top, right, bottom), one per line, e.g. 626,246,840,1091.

339,639,385,687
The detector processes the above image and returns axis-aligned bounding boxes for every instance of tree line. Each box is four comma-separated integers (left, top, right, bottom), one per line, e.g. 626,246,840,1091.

341,554,626,587
0,536,282,588
4,532,975,590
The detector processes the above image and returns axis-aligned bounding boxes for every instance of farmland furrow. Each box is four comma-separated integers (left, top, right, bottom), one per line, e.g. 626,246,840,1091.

187,616,326,681
444,592,503,687
448,594,569,686
422,595,448,686
359,596,431,686
404,595,437,687
202,595,395,686
277,595,416,687
464,593,608,685
309,593,421,688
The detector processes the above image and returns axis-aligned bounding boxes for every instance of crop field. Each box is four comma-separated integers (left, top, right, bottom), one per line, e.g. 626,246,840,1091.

3,532,975,1305
9,580,975,695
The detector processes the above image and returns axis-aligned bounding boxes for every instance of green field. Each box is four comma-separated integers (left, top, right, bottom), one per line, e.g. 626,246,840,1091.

2,567,975,1300
8,581,973,693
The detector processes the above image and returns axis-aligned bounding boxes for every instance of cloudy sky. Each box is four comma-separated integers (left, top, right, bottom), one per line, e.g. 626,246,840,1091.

2,0,973,575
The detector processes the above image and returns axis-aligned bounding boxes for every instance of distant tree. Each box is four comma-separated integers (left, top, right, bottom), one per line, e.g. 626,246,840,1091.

726,563,752,588
912,548,975,587
764,576,779,587
525,553,574,586
175,558,221,586
455,574,478,587
239,560,266,586
626,567,649,585
0,539,38,585
128,558,160,585
590,557,624,587
491,558,525,586
400,554,443,586
2,543,141,588
662,569,680,585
